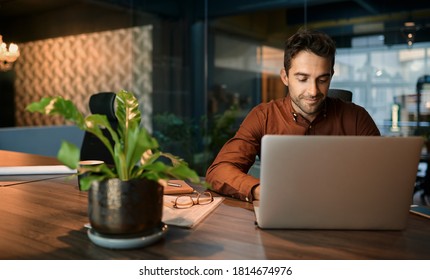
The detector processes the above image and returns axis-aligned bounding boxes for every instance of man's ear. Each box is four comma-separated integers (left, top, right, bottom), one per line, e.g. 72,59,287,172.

280,68,289,86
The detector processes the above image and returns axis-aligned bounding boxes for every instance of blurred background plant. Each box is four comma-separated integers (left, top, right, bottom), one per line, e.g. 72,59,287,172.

153,104,239,175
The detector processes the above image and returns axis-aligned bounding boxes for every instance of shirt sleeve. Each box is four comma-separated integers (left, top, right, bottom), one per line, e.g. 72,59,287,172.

206,106,264,202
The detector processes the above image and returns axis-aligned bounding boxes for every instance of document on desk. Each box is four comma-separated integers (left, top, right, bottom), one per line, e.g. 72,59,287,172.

0,165,76,175
162,195,224,228
0,165,76,186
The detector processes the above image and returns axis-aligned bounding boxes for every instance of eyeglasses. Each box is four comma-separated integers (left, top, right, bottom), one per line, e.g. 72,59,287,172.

172,191,214,209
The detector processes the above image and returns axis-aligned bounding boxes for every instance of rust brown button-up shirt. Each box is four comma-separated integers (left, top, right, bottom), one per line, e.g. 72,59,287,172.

205,95,381,201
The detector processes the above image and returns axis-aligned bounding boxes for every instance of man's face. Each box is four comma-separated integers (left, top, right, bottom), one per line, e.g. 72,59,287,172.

280,51,333,122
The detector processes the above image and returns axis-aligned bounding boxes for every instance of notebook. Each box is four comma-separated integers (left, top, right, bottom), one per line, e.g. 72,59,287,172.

254,135,423,230
164,180,194,195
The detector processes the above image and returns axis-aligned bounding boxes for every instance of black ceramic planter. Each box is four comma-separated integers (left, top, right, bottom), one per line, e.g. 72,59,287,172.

88,178,163,236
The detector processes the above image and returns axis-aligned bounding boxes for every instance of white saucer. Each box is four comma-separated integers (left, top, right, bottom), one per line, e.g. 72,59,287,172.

87,224,168,250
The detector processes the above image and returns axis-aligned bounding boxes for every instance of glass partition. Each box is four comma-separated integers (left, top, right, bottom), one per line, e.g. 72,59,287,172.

2,1,430,175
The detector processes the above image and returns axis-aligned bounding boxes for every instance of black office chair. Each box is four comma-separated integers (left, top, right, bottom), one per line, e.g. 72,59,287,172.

328,89,353,102
80,92,118,164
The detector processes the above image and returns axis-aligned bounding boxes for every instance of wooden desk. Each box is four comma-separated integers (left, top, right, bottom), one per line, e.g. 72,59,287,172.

1,150,430,260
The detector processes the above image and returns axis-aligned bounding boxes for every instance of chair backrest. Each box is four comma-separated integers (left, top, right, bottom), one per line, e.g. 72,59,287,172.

328,89,353,102
80,92,117,164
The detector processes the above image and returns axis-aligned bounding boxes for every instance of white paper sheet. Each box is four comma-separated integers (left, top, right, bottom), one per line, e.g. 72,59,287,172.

0,165,77,175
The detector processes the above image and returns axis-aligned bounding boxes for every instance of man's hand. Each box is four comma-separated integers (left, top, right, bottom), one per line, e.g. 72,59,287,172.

252,184,260,201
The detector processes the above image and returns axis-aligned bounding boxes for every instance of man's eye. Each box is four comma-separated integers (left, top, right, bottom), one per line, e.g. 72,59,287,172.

318,78,329,83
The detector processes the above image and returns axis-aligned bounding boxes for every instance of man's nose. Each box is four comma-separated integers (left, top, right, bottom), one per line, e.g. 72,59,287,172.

307,81,319,96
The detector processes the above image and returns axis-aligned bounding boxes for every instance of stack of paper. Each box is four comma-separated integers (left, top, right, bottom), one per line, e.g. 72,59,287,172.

162,195,224,228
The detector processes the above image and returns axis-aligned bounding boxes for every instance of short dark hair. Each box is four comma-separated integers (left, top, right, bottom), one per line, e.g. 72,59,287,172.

283,29,336,74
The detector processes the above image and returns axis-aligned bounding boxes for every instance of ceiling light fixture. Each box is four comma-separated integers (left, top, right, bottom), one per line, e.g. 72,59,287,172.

0,35,20,71
401,22,419,47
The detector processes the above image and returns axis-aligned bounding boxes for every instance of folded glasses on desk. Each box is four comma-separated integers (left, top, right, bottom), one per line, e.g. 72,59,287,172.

170,191,214,209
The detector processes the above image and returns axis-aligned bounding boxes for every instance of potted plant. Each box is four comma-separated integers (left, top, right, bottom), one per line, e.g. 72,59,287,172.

26,90,201,246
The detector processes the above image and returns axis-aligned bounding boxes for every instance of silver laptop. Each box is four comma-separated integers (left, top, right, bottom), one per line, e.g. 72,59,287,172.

254,135,423,230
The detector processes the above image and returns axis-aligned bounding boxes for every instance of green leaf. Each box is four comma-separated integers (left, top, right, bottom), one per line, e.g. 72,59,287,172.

57,141,80,169
167,164,200,182
79,174,110,191
79,162,116,177
127,128,159,173
113,140,127,180
26,97,53,113
26,97,85,128
115,90,141,139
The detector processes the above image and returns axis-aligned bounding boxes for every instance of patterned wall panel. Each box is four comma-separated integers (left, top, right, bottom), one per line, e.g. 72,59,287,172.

14,25,153,130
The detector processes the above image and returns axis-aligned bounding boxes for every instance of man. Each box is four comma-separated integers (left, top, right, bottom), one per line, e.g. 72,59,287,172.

205,29,380,202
